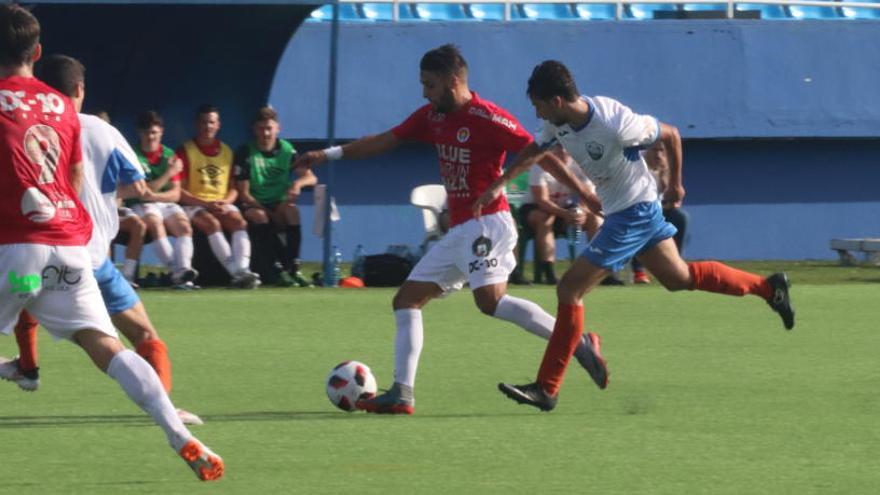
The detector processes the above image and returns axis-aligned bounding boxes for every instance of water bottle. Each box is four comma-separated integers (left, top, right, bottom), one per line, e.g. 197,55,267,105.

332,244,343,285
352,244,366,278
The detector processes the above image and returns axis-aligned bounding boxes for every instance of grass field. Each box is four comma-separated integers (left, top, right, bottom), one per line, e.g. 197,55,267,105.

1,262,877,494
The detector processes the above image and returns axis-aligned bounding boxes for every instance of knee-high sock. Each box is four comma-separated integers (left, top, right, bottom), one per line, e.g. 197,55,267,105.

14,311,39,371
393,309,424,388
493,295,554,340
136,339,173,393
106,350,190,451
493,295,591,356
231,230,251,273
537,303,584,396
688,261,771,299
285,225,302,268
175,235,194,271
207,232,234,274
153,236,174,269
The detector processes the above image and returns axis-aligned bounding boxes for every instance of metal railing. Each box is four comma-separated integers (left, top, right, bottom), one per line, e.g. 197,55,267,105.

319,0,880,21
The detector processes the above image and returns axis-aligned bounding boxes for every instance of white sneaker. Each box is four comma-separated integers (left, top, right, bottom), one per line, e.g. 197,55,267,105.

171,268,199,286
0,356,39,391
176,408,205,426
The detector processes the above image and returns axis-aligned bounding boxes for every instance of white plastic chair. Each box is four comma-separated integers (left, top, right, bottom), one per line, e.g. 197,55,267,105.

410,184,447,252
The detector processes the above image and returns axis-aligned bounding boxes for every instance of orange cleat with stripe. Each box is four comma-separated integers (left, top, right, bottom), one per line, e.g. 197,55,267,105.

178,438,224,481
632,270,651,284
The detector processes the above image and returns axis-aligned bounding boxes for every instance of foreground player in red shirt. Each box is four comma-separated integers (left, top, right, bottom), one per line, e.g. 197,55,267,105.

0,5,221,481
295,44,608,414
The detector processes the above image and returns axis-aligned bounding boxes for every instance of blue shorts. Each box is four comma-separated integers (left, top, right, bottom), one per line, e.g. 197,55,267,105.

94,258,139,315
581,201,678,272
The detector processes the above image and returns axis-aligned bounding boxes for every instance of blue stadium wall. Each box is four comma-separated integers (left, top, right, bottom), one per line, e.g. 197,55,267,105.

269,20,880,262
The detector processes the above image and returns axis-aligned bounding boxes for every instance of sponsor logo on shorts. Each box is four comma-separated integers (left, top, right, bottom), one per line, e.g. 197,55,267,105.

8,271,41,295
472,236,492,258
469,257,499,274
41,264,82,291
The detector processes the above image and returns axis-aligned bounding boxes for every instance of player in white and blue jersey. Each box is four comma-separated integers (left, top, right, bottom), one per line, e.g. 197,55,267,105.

2,55,206,428
474,60,795,412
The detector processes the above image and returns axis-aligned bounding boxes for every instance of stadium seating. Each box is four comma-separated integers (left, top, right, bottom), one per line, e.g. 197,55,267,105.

840,5,880,19
306,2,880,23
626,4,680,19
573,3,618,20
307,4,368,22
413,3,472,20
787,5,842,19
735,3,790,19
361,3,419,21
466,3,512,20
518,3,578,20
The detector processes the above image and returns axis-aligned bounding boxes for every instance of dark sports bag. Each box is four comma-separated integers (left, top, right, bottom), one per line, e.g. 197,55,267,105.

362,254,413,287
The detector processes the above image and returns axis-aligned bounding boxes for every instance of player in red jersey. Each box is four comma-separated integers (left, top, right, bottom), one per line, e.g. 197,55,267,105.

0,5,222,481
295,44,608,414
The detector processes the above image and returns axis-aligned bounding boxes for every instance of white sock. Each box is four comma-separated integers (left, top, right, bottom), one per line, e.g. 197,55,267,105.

231,230,251,273
494,295,591,355
493,295,555,340
175,235,194,271
153,236,174,269
393,309,423,388
122,259,138,281
208,232,234,274
106,350,191,451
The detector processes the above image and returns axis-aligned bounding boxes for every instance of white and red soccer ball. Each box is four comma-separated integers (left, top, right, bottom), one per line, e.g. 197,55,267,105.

325,361,377,411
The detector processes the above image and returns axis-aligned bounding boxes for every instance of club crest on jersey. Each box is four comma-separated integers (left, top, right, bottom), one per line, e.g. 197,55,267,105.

586,141,604,161
456,127,470,143
472,236,492,258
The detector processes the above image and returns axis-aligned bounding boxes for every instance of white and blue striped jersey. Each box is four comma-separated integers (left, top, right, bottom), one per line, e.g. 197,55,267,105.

78,113,144,268
536,96,661,215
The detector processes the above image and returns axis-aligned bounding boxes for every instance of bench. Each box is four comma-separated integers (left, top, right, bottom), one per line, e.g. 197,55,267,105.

830,238,880,265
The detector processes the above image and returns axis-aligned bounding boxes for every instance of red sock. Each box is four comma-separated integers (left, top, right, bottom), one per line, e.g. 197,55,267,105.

14,311,39,371
537,303,584,396
136,339,172,393
688,261,771,300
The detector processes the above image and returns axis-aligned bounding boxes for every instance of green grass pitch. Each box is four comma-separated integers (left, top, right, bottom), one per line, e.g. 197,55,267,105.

0,262,877,494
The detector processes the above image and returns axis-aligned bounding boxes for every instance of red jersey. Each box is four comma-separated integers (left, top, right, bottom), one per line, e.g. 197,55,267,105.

392,92,533,227
0,75,90,246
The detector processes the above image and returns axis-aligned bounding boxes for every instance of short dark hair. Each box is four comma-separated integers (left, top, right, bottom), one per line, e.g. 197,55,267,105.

35,54,84,98
420,44,467,78
252,106,278,125
527,60,579,102
0,4,40,67
136,110,164,130
196,103,219,118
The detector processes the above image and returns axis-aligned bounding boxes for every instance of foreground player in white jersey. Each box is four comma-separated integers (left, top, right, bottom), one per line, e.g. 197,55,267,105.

295,45,608,414
1,55,204,425
474,60,794,411
0,7,221,480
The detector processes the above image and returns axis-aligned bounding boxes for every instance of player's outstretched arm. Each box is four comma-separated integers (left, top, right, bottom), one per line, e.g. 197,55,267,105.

537,148,602,216
293,131,401,170
658,122,684,205
472,142,545,218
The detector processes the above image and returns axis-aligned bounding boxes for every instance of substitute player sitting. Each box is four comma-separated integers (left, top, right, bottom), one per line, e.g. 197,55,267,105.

295,44,609,415
235,106,316,287
177,104,259,288
130,110,199,289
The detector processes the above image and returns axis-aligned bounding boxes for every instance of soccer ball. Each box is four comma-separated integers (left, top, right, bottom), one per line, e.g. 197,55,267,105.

325,361,377,411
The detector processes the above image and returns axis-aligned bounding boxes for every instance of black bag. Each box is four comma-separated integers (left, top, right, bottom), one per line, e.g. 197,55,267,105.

362,254,413,287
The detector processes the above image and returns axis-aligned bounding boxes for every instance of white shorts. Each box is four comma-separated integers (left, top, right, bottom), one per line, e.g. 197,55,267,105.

133,202,185,220
183,203,240,220
407,211,518,293
0,244,116,341
118,206,136,218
